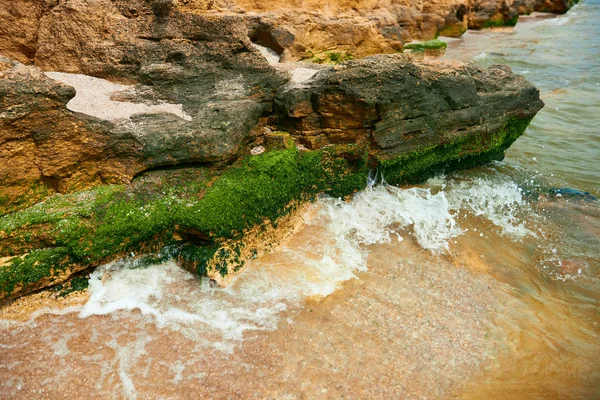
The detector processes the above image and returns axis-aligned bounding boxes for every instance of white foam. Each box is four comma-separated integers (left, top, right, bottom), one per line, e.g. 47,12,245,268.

444,177,533,238
45,72,193,122
473,52,488,61
12,171,537,396
108,333,152,400
536,12,576,26
321,184,462,254
77,175,534,350
51,333,76,357
79,256,356,351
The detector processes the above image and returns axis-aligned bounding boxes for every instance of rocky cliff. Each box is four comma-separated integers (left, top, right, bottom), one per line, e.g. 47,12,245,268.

233,0,578,60
1,0,579,67
0,0,546,301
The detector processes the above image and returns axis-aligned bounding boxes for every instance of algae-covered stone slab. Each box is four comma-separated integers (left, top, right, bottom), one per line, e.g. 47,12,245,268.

0,142,370,301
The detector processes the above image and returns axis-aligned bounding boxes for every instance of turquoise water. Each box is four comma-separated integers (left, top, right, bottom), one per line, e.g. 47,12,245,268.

444,1,600,196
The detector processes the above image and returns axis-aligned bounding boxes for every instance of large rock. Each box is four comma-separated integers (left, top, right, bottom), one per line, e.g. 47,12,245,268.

0,0,57,64
200,0,578,60
0,1,289,213
0,0,547,300
0,58,284,214
0,50,546,300
274,54,544,182
0,49,544,213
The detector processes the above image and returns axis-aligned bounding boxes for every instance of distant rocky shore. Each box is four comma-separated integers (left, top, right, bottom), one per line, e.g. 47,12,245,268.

0,0,557,301
1,0,579,66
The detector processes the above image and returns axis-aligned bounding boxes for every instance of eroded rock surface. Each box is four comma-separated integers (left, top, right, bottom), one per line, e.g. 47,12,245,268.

0,57,138,212
0,0,580,67
0,2,289,211
274,55,543,182
195,0,578,60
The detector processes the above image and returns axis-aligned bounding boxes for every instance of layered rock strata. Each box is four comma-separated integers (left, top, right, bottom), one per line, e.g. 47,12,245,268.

273,55,543,182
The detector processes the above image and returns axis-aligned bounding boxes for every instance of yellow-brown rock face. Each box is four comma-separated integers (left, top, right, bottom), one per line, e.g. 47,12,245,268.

178,0,576,60
0,0,578,69
0,58,139,213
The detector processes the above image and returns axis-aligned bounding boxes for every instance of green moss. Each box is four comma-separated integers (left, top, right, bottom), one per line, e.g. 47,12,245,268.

506,15,519,26
403,39,448,53
0,144,370,299
379,117,532,184
0,117,533,299
0,248,73,295
482,15,519,29
56,275,90,297
177,147,318,238
177,244,218,276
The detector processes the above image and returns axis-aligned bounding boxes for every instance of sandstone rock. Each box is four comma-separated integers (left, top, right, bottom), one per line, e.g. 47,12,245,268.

0,57,284,214
33,0,289,169
0,0,57,64
0,0,549,300
0,57,139,213
0,1,288,213
0,0,579,67
273,54,544,182
532,0,578,13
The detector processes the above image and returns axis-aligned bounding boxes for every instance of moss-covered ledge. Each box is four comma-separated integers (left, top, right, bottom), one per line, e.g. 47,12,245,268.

0,115,534,302
402,39,448,58
378,117,532,184
0,136,369,301
403,39,448,53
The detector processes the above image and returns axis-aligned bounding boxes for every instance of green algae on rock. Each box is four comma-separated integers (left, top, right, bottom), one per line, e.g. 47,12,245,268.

0,49,545,302
403,39,448,58
378,117,533,184
403,39,448,53
0,141,370,300
0,115,537,300
481,15,520,29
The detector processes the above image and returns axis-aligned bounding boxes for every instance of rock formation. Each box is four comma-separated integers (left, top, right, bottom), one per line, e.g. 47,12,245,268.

0,0,579,67
0,0,548,301
189,0,579,60
273,55,543,182
0,57,137,213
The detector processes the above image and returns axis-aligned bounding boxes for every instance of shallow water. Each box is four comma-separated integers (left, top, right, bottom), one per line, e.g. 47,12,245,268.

1,174,598,398
2,2,600,399
444,2,600,196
